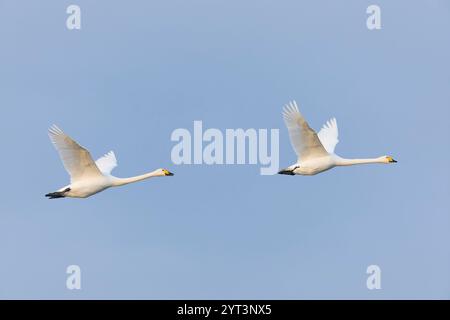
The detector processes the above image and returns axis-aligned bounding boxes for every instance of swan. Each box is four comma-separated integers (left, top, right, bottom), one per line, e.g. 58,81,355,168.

278,101,397,176
45,125,174,199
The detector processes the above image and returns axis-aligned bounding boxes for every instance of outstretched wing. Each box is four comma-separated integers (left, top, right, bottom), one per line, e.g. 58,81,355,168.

95,151,118,175
282,101,329,161
48,125,103,182
318,118,339,154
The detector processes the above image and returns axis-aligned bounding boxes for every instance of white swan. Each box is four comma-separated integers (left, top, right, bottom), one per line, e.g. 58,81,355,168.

278,101,397,176
45,125,174,199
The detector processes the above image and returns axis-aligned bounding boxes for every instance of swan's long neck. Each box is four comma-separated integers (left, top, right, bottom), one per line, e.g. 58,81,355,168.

335,156,386,166
112,170,163,187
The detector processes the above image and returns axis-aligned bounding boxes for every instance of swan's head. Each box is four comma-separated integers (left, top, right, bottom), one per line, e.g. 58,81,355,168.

384,156,397,164
160,168,174,176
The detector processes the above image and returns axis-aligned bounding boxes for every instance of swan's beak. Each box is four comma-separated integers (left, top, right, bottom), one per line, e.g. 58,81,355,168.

278,169,295,175
387,156,397,163
165,171,174,176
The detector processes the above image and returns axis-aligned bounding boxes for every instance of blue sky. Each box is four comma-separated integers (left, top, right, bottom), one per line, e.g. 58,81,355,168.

0,0,449,299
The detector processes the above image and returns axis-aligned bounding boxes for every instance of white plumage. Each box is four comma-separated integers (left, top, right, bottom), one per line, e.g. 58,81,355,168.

46,125,174,199
95,151,118,175
279,101,397,176
317,117,339,154
48,125,102,182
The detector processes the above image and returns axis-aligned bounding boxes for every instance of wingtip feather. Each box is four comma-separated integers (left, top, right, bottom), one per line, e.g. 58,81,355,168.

283,100,300,117
49,124,64,135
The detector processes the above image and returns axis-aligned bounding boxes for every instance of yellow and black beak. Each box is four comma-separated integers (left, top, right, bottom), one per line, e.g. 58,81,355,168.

387,156,397,163
163,169,174,176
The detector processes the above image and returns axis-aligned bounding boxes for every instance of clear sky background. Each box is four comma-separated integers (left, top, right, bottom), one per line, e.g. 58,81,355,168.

0,0,449,299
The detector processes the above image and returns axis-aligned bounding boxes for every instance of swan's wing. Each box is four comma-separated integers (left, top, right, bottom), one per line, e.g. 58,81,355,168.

95,151,118,175
317,118,339,154
282,101,329,161
48,125,103,182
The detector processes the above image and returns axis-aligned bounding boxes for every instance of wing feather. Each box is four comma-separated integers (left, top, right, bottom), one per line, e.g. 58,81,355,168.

282,101,329,161
95,151,118,175
48,125,103,182
318,117,339,154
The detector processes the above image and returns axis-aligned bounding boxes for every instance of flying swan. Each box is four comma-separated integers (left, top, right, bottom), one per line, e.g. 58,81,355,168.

278,101,397,176
45,125,174,199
